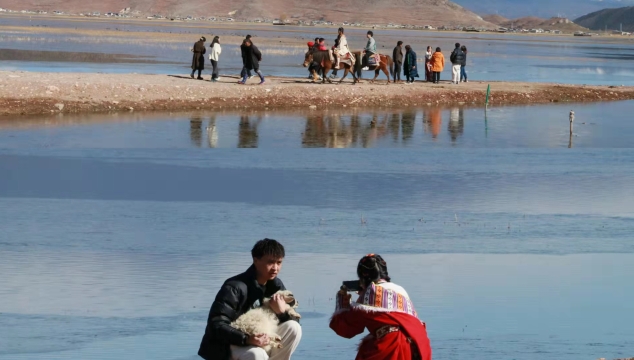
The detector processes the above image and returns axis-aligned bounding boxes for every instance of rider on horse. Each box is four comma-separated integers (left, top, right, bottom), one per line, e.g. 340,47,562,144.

334,27,352,70
362,31,377,71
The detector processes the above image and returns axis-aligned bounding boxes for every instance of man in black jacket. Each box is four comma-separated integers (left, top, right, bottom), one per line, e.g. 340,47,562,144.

392,41,404,83
198,239,301,360
239,39,265,85
449,42,465,85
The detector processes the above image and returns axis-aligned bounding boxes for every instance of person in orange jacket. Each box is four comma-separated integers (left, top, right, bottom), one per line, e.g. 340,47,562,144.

430,47,445,84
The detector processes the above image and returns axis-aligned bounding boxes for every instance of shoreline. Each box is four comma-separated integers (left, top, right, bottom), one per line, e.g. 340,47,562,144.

1,71,634,117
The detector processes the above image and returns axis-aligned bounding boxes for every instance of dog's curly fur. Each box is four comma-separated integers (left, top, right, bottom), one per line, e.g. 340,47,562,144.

230,290,301,354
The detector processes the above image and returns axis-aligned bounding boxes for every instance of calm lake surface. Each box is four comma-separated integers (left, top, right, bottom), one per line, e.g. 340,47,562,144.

1,102,634,360
2,16,634,85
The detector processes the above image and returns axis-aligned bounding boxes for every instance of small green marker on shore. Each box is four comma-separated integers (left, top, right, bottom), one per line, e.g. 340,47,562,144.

485,84,491,106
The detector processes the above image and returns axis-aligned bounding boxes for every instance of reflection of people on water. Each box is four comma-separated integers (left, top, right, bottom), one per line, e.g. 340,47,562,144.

207,115,218,148
448,107,464,142
401,111,415,143
389,113,400,142
190,116,203,147
302,114,328,148
238,115,261,148
302,114,353,148
424,108,442,139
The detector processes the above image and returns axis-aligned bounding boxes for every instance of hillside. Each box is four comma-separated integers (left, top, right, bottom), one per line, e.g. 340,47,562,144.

575,6,634,32
0,0,496,27
482,14,509,25
494,16,588,32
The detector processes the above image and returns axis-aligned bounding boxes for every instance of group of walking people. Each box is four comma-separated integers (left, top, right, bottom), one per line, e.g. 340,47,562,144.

190,34,266,85
393,42,468,84
190,28,470,86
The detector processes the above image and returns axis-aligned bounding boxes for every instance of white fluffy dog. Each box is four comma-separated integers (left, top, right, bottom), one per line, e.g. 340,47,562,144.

230,290,301,354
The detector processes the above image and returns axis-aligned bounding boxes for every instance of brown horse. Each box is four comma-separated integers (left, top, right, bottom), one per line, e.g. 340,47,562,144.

303,50,359,84
352,51,394,84
303,50,393,84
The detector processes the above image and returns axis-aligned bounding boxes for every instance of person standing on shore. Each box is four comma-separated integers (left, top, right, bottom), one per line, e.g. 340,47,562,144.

430,47,444,84
191,36,206,80
239,39,265,85
460,45,468,83
403,45,418,84
425,46,433,82
449,43,465,85
208,36,221,82
392,41,404,83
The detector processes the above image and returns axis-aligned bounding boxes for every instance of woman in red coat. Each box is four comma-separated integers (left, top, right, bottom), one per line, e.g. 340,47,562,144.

330,254,432,360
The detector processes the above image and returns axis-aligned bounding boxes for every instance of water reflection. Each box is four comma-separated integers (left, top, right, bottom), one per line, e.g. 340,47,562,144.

238,115,261,148
189,117,203,147
4,101,634,149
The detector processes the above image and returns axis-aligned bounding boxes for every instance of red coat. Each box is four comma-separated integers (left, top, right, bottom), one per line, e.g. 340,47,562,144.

330,309,432,360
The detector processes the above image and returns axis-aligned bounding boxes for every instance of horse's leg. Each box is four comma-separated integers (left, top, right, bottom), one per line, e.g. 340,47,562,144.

339,68,349,84
383,65,391,84
324,64,332,83
371,69,380,83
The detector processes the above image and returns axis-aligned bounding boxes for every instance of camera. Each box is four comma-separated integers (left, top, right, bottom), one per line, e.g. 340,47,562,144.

341,280,361,292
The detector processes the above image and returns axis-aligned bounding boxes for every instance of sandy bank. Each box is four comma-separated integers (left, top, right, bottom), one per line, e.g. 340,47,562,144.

1,71,634,117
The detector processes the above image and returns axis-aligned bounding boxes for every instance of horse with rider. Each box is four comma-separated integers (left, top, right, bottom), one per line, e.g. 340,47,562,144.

303,28,393,84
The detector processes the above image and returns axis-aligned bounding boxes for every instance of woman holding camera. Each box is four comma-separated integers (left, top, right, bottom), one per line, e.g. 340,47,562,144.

329,254,432,360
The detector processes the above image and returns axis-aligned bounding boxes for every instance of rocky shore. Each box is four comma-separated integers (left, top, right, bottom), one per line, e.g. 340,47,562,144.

2,71,634,117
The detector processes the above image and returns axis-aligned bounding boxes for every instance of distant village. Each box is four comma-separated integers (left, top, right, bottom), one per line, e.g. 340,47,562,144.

1,6,632,37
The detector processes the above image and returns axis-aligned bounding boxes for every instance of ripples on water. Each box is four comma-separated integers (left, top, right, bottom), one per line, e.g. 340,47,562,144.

1,103,634,359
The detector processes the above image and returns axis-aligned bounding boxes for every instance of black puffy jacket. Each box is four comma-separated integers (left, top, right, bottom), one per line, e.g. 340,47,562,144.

450,47,465,65
198,265,299,360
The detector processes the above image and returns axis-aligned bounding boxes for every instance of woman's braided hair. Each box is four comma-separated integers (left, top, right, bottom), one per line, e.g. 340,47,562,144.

357,253,390,287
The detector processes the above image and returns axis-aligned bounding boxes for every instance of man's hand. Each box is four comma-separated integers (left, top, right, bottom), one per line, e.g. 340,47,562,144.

247,333,270,347
269,293,289,315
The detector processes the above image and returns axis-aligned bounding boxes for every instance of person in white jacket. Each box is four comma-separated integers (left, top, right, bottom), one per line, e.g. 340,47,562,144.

209,36,222,82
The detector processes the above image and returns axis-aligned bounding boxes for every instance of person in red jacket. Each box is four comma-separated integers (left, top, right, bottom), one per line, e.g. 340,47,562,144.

330,254,432,360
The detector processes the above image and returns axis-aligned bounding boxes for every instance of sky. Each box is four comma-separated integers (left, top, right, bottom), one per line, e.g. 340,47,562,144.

452,0,634,19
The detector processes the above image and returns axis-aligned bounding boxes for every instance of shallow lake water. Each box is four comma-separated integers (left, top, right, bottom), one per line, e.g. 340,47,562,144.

2,17,634,85
1,101,634,360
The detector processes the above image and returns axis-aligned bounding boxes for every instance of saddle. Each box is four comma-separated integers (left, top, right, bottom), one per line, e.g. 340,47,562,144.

367,53,381,67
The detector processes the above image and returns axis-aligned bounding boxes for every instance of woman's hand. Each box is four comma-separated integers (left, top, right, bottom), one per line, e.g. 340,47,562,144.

247,334,270,347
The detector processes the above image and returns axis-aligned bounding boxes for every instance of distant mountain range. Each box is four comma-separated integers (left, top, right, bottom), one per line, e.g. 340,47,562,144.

575,6,634,32
483,15,588,32
1,0,495,27
452,0,634,19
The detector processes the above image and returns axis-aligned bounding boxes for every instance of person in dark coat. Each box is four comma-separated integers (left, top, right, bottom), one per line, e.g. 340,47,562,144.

392,41,404,83
240,35,254,79
191,36,206,80
449,42,465,85
239,39,265,85
403,45,419,84
198,239,302,360
460,45,468,82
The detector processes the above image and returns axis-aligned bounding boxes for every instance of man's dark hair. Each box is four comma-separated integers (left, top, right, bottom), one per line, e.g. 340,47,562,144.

319,38,325,42
246,34,252,40
436,47,441,52
338,27,344,33
397,41,403,46
315,37,319,42
251,238,285,259
455,42,460,48
405,45,411,51
367,31,373,36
